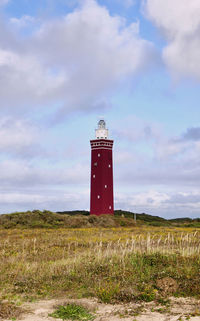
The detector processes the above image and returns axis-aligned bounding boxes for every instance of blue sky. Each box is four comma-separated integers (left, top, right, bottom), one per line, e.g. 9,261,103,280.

0,0,200,218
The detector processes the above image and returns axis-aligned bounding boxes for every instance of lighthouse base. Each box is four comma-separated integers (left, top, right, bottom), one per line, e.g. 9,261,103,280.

90,212,114,216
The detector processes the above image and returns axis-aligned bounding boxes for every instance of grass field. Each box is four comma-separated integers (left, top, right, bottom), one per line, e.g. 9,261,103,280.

0,226,200,313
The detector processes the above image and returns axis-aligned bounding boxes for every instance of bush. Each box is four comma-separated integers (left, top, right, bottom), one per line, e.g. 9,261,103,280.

50,304,95,321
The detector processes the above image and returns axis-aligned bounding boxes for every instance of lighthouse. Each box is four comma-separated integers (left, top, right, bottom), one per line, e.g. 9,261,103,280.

90,120,114,215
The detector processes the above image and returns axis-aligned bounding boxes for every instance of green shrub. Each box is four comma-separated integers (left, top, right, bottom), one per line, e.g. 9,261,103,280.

50,303,95,320
96,283,120,303
137,289,157,302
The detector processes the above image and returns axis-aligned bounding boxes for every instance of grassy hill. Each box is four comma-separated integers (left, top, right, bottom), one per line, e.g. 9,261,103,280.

0,210,136,229
0,209,200,229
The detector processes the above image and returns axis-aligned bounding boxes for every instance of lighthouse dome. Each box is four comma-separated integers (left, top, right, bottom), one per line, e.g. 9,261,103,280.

98,119,106,129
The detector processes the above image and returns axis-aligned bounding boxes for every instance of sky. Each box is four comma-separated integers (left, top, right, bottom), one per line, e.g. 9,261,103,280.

0,0,200,218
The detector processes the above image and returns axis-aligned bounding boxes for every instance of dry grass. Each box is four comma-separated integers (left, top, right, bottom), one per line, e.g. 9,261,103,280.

0,227,200,309
0,301,24,320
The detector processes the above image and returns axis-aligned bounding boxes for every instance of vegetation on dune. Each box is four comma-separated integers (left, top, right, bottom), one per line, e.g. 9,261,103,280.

0,301,24,320
50,303,95,320
0,210,137,229
0,211,200,319
0,209,200,229
57,210,90,216
0,227,200,315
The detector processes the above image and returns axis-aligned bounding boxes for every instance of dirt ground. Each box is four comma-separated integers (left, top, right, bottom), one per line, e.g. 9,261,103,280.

4,297,200,321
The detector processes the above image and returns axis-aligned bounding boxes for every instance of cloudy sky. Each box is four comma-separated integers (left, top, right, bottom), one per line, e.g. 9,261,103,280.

0,0,200,218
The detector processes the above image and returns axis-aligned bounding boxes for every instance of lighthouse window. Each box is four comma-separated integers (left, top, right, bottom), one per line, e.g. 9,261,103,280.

105,185,107,188
97,195,100,199
109,206,112,210
108,164,111,168
98,153,100,157
93,174,95,178
94,162,97,166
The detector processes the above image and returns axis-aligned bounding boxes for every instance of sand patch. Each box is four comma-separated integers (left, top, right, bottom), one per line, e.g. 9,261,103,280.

3,297,200,321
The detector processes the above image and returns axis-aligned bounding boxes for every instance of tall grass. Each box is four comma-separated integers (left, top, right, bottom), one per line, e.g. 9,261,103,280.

0,227,200,303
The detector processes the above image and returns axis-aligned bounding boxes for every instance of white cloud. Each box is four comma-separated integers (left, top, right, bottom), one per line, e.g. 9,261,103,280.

144,0,200,80
0,0,155,116
0,189,89,213
10,15,36,29
0,0,157,120
115,150,134,164
115,190,200,218
0,160,89,187
129,190,170,207
0,0,9,6
144,0,200,39
0,49,65,110
113,115,160,142
112,116,200,189
0,118,41,157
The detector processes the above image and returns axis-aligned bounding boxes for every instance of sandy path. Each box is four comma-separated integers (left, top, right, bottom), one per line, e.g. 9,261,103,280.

4,297,200,321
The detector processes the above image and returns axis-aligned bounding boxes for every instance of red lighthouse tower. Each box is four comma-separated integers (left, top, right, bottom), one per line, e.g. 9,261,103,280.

90,120,114,215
